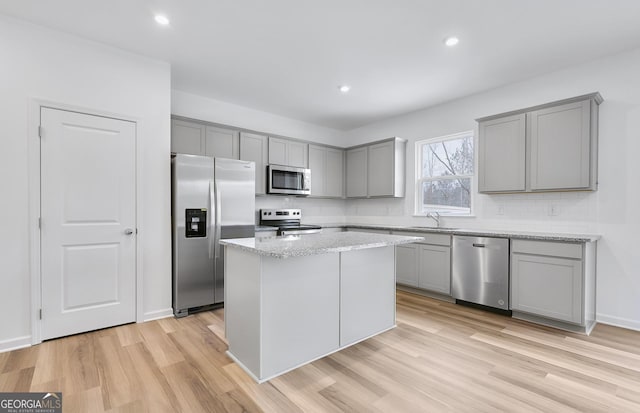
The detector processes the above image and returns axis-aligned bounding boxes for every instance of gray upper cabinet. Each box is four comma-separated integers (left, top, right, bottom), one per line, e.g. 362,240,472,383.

240,132,268,195
346,147,368,198
325,148,344,197
288,141,308,168
529,100,593,191
309,144,344,198
268,137,308,168
171,119,205,155
478,114,526,192
368,141,395,197
268,137,287,165
171,119,239,159
205,125,239,159
309,145,324,197
477,93,602,193
347,137,406,198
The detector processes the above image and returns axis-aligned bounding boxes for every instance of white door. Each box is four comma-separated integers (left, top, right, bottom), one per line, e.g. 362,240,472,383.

40,107,136,340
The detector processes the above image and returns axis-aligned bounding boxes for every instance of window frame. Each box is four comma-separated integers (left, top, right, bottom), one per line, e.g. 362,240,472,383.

414,130,475,216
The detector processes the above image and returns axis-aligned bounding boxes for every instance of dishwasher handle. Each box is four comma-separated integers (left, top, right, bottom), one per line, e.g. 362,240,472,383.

472,243,486,248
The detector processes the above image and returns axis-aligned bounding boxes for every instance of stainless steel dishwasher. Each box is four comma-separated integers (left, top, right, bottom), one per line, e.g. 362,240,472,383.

451,236,510,312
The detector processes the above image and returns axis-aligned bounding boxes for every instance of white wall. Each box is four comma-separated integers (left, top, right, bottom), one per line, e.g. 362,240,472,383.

172,90,349,224
172,90,345,147
0,16,172,350
345,47,640,330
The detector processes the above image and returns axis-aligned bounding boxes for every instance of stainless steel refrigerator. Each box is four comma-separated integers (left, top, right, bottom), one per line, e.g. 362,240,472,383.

171,154,255,317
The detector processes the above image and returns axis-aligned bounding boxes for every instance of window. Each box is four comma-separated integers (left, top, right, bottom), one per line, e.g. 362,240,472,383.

415,131,474,215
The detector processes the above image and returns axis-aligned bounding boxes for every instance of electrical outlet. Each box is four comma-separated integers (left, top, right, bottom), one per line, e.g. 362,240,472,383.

548,204,560,216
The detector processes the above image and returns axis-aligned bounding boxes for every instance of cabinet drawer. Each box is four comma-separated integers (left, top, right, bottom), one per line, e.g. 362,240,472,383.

392,231,450,246
511,239,582,259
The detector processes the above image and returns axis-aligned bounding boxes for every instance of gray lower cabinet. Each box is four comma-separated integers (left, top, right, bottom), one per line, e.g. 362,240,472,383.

393,232,451,295
418,244,451,294
510,239,596,332
395,244,419,286
477,93,602,193
240,132,268,195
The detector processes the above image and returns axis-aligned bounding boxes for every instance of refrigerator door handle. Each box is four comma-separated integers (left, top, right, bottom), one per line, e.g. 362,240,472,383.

208,180,215,259
214,182,222,260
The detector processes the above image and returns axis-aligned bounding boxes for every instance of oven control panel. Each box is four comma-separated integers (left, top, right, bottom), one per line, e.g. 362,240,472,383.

260,209,302,221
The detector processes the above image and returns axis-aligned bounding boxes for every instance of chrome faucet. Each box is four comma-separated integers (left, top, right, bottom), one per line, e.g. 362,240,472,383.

426,211,441,227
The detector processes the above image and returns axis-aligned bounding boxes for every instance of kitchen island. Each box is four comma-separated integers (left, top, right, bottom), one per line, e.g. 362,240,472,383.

220,232,422,382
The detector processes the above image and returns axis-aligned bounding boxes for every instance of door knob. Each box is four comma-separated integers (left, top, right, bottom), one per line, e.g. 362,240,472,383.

124,228,134,235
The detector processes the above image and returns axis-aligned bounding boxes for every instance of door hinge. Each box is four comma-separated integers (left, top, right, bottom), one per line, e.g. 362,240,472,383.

38,126,43,138
39,309,42,320
38,217,41,229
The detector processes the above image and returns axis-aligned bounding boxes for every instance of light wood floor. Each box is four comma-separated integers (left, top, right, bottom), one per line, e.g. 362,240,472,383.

1,291,640,412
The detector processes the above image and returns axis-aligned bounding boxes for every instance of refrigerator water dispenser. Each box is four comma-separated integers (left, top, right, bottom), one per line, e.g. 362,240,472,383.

185,209,207,238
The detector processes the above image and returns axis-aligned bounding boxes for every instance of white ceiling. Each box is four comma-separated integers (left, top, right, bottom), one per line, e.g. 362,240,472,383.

3,1,640,130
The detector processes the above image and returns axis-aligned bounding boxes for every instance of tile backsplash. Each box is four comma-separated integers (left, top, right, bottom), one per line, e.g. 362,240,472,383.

255,191,599,234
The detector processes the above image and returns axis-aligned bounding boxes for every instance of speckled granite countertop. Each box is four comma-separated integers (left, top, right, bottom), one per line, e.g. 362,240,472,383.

314,223,600,242
220,232,423,259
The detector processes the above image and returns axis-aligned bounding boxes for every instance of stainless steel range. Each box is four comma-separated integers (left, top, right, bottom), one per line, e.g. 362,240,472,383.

259,209,322,235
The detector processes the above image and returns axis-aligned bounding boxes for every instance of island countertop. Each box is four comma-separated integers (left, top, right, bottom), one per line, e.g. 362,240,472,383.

220,232,423,259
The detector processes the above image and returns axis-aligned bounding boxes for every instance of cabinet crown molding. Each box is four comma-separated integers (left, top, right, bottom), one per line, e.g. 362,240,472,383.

475,92,603,123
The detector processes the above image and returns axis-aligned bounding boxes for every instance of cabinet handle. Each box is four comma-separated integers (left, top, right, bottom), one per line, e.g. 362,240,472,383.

472,243,485,248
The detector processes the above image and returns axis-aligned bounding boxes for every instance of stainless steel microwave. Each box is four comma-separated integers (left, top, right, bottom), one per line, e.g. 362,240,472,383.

267,164,311,196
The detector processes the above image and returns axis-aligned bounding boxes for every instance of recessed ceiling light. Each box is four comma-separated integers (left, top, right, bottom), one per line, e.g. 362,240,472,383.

444,36,459,47
154,15,170,26
339,85,351,93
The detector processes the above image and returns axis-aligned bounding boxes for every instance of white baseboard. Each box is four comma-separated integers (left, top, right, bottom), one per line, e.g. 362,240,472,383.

0,335,32,353
143,308,174,322
596,313,640,332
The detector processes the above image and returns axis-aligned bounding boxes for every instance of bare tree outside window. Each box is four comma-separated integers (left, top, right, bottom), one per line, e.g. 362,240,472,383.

416,132,474,214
